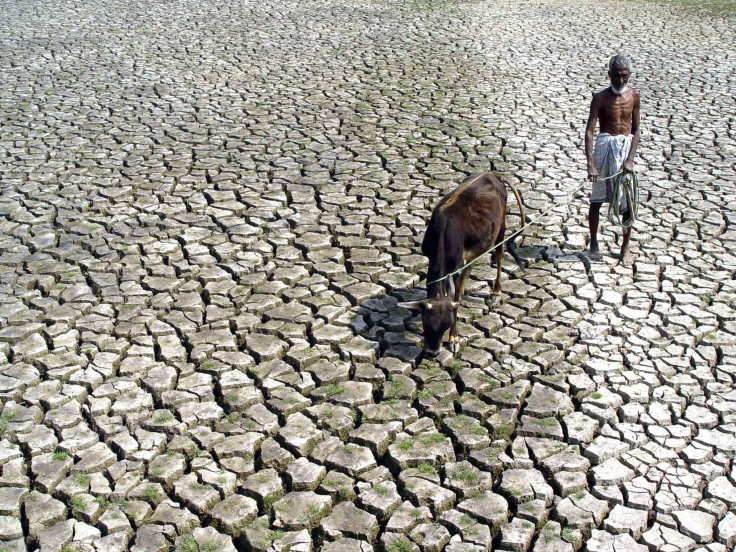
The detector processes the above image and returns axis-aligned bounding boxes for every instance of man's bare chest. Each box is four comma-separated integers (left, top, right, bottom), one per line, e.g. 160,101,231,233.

600,98,634,122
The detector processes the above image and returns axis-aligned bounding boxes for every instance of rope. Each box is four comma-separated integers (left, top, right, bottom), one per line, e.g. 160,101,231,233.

607,170,639,229
426,170,625,285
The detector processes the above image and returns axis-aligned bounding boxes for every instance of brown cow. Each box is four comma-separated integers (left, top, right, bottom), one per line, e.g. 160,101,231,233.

400,172,526,357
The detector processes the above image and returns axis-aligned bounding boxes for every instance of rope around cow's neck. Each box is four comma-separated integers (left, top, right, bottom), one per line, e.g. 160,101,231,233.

426,170,635,286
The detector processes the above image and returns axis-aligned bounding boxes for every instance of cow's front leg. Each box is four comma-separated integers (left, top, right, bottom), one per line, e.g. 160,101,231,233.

448,274,462,354
448,316,460,354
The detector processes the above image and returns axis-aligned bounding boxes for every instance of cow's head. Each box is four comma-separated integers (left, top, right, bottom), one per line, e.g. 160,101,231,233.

399,278,459,357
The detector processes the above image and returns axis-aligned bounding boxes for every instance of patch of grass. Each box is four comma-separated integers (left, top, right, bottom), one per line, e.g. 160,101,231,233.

52,451,68,461
493,423,513,440
61,545,78,552
460,513,475,527
387,538,413,552
418,389,433,400
268,529,284,542
69,496,86,511
500,392,515,400
384,379,406,399
321,384,346,397
262,494,279,510
471,425,488,436
464,523,480,536
590,392,602,400
398,439,414,451
223,392,239,403
95,495,109,507
485,447,502,460
535,417,558,427
143,487,160,503
373,484,388,495
201,541,221,552
450,464,478,484
201,360,214,369
562,527,581,547
154,411,174,424
416,462,436,474
481,375,499,388
339,444,354,455
151,468,163,478
283,395,303,404
1,410,16,420
186,447,202,460
418,432,446,446
72,472,89,487
179,536,198,552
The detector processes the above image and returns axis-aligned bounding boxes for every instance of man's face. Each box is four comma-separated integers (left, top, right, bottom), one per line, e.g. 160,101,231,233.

608,66,631,95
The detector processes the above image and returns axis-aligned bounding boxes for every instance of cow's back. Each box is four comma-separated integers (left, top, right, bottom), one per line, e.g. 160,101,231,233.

421,172,508,259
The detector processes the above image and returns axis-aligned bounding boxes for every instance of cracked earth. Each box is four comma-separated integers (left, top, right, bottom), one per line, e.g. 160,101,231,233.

1,1,736,551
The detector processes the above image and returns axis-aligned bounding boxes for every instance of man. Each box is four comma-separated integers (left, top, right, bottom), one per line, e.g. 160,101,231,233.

585,54,641,265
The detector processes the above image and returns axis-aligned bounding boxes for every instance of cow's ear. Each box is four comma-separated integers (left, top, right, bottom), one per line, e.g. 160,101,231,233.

397,301,425,310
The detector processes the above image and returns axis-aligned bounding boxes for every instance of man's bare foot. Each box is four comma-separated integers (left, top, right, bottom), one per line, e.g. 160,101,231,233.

620,245,633,266
589,241,602,262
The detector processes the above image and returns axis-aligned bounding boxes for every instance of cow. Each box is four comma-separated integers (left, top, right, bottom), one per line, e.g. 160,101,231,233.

399,172,526,357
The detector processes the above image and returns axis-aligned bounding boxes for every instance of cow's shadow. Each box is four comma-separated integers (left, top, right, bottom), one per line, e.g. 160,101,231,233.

352,242,573,369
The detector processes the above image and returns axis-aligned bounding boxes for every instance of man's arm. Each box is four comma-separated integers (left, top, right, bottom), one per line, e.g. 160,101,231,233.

623,91,641,172
585,94,600,181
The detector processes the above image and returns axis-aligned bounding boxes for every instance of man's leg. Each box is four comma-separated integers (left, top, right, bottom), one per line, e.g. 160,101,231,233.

588,201,603,261
620,208,633,266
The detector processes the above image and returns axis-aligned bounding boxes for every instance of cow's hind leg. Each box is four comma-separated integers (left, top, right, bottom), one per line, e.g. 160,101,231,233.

493,242,504,296
492,225,505,300
506,236,528,274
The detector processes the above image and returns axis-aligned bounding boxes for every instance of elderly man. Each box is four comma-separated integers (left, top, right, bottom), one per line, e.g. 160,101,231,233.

585,54,641,265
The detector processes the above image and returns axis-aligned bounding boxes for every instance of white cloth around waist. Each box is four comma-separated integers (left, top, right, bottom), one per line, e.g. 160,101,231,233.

591,133,633,205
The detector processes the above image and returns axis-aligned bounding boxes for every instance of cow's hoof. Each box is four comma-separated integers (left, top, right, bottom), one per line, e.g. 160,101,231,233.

450,341,460,355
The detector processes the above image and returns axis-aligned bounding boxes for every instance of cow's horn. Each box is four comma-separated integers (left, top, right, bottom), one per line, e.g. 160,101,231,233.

397,301,425,310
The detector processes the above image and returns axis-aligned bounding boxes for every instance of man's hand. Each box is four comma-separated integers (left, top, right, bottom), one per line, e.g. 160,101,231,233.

622,159,634,173
588,166,599,182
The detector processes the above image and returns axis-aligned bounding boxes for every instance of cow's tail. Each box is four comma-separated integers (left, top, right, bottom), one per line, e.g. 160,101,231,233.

504,179,528,272
506,180,527,239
